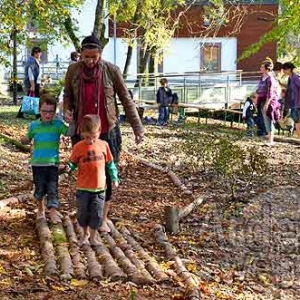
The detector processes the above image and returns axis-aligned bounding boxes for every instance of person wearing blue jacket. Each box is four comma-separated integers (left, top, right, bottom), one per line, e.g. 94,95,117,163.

156,78,173,126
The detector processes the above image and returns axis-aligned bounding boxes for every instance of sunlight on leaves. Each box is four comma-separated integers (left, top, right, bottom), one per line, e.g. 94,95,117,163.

0,264,7,274
70,279,89,287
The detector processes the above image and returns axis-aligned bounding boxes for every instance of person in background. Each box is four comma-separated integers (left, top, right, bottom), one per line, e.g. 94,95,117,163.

70,51,80,65
17,46,42,118
68,115,119,246
283,62,300,138
156,77,173,126
242,92,257,137
63,34,144,232
256,59,279,145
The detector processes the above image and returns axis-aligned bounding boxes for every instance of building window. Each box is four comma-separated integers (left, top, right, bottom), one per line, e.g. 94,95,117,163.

200,43,221,72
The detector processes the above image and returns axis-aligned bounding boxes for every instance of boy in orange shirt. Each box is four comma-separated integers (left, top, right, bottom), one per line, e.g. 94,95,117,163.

68,115,119,246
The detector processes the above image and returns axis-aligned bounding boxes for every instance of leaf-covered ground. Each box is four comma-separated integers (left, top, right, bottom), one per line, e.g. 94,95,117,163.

0,105,300,299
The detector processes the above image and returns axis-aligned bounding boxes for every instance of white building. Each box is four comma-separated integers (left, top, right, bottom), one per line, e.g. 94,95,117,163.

15,1,237,76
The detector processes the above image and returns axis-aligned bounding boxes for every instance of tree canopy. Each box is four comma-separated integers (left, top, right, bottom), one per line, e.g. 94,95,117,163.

0,0,83,65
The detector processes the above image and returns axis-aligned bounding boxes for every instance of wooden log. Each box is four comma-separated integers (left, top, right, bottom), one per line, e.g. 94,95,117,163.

101,232,153,285
51,223,74,280
154,224,201,299
178,196,204,220
63,216,86,279
165,206,180,234
36,218,58,276
119,225,169,282
9,181,33,194
106,220,155,282
0,133,30,152
0,193,32,210
73,221,103,280
92,237,127,282
123,150,191,194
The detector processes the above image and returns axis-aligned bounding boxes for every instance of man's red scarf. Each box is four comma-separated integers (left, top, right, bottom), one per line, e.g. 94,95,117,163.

77,63,109,134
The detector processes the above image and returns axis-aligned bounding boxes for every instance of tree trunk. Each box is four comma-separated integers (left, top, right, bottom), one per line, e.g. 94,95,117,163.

123,1,142,77
148,50,156,86
64,15,81,52
93,0,109,49
12,28,17,105
123,45,133,78
134,46,151,87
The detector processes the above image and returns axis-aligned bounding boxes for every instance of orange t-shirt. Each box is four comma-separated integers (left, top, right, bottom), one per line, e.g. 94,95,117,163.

70,139,113,190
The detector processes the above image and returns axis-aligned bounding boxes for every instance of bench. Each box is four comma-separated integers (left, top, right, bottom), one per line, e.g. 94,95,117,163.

127,99,244,127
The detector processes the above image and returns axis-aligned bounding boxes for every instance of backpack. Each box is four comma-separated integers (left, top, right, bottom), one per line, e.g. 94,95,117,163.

170,93,179,114
172,93,179,105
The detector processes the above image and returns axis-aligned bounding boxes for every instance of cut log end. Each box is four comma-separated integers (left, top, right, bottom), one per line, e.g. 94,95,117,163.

164,206,180,234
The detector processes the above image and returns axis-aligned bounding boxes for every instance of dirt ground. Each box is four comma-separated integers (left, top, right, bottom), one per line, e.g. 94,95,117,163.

0,110,300,299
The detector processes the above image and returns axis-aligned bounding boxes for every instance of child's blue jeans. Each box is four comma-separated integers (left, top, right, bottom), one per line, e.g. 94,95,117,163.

32,166,59,209
76,190,105,229
246,117,255,136
157,106,169,125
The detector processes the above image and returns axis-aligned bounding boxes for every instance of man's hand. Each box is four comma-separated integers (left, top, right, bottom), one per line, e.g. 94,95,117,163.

21,136,30,145
135,133,144,145
30,85,35,93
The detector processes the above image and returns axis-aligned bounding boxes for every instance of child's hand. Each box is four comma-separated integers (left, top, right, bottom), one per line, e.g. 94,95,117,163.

21,136,30,145
59,164,71,175
112,181,119,188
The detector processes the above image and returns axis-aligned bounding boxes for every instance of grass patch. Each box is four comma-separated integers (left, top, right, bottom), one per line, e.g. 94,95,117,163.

0,106,33,127
52,227,67,244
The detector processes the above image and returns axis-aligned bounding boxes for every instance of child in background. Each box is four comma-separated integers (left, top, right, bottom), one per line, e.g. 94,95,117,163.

156,78,173,126
21,94,70,223
242,92,257,137
68,115,119,246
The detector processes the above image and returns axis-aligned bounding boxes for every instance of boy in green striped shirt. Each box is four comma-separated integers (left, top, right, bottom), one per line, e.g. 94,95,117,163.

21,94,71,223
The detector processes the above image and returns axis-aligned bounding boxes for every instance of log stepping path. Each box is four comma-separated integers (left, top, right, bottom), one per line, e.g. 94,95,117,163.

36,213,170,285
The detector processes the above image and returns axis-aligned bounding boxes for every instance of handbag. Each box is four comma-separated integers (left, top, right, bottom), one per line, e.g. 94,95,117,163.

21,94,40,115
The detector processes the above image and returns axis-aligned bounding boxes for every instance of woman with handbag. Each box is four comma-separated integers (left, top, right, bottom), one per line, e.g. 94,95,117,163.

17,46,42,119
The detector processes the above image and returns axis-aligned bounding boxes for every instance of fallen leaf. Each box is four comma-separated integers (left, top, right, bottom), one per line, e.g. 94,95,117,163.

0,278,12,286
0,264,7,274
70,279,89,287
51,285,68,291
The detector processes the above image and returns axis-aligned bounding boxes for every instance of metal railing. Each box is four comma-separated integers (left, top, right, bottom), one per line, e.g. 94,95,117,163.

126,70,261,109
2,65,261,108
